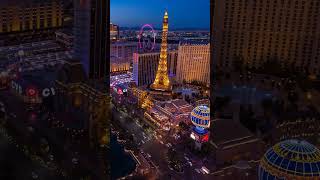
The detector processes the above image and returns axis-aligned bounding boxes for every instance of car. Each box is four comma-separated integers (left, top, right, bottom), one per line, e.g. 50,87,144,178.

201,166,210,174
31,172,38,179
72,158,78,164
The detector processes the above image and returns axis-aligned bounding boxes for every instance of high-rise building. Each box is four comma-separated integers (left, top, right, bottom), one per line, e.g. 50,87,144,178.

212,0,320,75
110,23,119,41
176,42,210,86
133,51,178,86
110,56,130,73
150,10,171,92
55,59,110,179
0,0,63,33
110,41,138,63
73,0,108,80
0,0,64,45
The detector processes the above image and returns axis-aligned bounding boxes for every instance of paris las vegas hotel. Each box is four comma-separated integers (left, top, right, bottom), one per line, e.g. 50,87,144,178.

212,0,320,75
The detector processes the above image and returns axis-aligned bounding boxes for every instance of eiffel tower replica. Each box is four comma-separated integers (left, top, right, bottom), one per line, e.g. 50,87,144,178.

149,10,172,99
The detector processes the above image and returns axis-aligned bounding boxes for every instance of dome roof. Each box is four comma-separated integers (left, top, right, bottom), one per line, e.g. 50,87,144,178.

190,105,210,129
259,139,320,179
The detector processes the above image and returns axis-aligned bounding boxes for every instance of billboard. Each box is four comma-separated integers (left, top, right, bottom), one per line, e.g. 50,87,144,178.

11,81,56,97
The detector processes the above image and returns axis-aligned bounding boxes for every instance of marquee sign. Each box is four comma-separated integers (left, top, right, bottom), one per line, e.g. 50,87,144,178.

11,81,56,97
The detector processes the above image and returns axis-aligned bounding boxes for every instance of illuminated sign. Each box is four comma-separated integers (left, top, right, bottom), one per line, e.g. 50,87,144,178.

117,89,123,95
11,81,55,97
190,131,209,143
26,86,38,97
190,132,199,141
11,81,22,94
201,134,209,142
42,88,55,97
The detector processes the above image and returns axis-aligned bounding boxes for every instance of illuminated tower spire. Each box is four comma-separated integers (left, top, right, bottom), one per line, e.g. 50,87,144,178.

150,10,172,91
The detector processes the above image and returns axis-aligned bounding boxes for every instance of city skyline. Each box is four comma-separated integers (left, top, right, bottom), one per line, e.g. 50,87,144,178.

111,0,210,30
0,0,320,179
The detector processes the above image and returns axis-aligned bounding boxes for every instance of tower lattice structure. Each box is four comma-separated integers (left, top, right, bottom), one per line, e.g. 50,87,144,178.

150,10,172,91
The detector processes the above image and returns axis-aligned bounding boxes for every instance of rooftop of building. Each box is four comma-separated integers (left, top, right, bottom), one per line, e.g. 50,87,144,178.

56,110,88,130
56,59,109,94
210,119,259,150
56,28,73,36
196,99,210,106
56,59,88,84
179,40,210,45
134,49,178,56
111,41,138,46
110,56,131,63
162,99,193,116
171,99,191,108
0,0,62,7
14,67,59,88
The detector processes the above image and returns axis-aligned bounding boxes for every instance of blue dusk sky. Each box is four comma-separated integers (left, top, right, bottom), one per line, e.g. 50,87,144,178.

110,0,210,30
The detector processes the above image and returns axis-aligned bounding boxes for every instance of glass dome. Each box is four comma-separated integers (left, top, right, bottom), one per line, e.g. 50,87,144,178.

259,139,320,179
190,105,210,129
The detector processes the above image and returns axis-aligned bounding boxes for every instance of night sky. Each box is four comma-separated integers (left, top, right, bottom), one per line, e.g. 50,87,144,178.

110,0,210,30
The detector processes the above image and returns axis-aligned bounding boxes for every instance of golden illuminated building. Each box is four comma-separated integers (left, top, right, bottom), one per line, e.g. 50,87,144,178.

129,86,154,110
0,0,63,33
177,42,210,86
110,62,130,73
110,56,130,73
212,0,320,75
150,10,171,91
110,23,119,41
133,51,178,86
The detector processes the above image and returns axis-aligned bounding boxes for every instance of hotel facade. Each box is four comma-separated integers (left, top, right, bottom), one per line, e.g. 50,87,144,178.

0,0,64,45
176,42,210,86
212,0,320,75
133,51,178,86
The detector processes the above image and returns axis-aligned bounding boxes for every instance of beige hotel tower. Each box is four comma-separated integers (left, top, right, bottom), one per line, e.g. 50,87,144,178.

212,0,320,75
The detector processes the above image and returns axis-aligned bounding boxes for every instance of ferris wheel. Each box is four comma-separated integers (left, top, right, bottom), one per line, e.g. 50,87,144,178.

138,24,156,52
